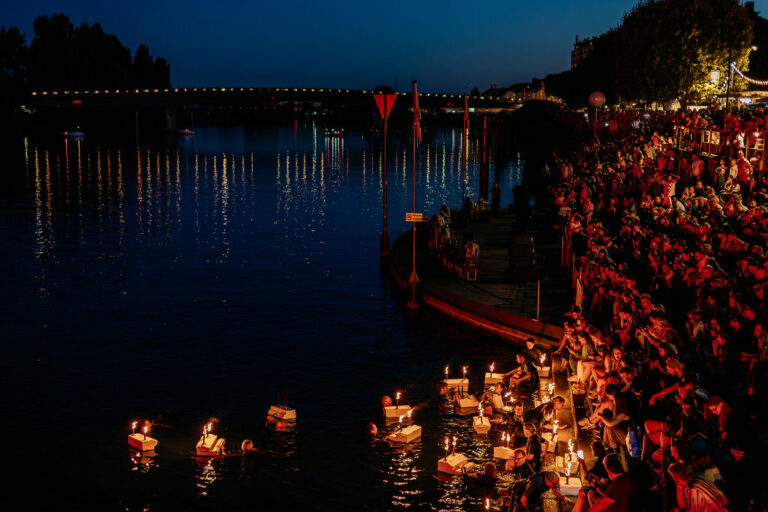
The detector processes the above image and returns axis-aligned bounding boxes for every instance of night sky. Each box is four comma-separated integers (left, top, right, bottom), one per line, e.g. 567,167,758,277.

4,0,768,92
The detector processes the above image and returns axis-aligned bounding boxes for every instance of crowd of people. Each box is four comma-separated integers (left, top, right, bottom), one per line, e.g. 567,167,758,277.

546,105,768,511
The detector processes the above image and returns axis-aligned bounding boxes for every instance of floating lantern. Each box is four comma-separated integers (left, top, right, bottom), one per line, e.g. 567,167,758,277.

484,361,503,386
383,391,412,419
437,435,474,475
493,432,514,459
387,408,422,443
458,394,480,409
128,420,158,452
267,404,297,422
444,364,469,391
473,405,491,434
196,422,225,457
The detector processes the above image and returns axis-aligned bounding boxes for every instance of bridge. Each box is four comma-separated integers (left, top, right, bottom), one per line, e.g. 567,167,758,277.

25,86,524,138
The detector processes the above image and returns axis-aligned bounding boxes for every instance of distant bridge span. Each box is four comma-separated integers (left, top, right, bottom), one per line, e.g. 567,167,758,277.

27,86,521,114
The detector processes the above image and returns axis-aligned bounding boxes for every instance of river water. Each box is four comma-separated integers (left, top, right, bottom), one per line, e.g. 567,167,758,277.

2,122,526,511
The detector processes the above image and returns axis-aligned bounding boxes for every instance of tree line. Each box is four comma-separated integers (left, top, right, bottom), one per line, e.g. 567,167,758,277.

0,13,170,111
544,0,754,107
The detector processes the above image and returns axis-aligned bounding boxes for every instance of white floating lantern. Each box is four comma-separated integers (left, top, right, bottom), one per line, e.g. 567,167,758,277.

196,423,225,456
473,407,491,434
383,404,412,418
387,424,422,443
558,475,582,496
458,394,480,409
484,362,503,386
444,378,470,392
437,453,474,475
128,423,158,452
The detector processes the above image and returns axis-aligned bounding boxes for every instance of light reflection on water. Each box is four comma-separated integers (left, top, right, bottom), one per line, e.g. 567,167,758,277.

6,123,526,511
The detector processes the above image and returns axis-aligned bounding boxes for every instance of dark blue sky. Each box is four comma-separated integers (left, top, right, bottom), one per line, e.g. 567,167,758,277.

4,1,768,92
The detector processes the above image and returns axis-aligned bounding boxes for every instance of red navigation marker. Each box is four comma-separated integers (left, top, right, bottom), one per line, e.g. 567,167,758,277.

374,93,397,120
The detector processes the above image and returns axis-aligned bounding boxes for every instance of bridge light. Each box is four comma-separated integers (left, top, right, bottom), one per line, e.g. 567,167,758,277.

31,91,37,96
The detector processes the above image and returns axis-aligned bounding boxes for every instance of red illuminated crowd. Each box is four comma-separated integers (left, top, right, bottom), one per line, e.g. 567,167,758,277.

548,106,768,512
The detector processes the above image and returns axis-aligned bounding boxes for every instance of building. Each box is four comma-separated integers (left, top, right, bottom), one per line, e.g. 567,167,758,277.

571,36,596,69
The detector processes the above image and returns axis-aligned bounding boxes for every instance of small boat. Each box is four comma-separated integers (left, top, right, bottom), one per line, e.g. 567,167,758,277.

178,128,195,136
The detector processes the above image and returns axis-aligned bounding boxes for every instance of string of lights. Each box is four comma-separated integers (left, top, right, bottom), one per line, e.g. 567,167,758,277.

731,62,768,87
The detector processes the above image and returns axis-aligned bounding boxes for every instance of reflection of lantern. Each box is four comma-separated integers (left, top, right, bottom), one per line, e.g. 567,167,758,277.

588,91,606,108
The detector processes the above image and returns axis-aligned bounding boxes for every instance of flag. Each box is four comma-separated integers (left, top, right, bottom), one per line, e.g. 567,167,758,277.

412,80,422,143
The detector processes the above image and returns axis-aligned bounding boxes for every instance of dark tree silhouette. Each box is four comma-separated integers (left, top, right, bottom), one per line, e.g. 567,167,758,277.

3,11,171,98
0,26,28,110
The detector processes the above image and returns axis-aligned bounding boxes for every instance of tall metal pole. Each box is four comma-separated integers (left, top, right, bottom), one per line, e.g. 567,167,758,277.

380,116,390,258
407,81,421,309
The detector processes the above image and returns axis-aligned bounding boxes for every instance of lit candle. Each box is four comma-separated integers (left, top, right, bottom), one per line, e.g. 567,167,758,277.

396,391,401,408
407,409,412,419
490,362,495,373
485,498,490,511
553,420,559,436
445,365,449,379
462,366,467,380
142,425,148,441
452,435,457,455
444,436,449,459
398,415,404,430
540,353,546,365
131,421,137,434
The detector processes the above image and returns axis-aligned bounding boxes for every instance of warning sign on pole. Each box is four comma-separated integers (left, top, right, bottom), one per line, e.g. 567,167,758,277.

374,93,397,120
405,213,424,222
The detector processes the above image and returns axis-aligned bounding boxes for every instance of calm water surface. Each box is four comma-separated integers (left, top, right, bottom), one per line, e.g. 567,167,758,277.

2,123,526,511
